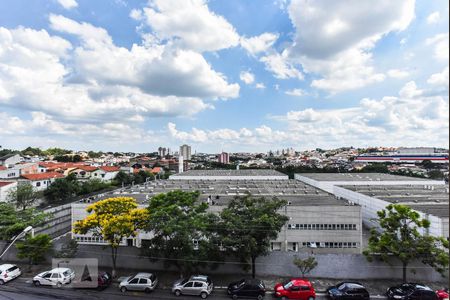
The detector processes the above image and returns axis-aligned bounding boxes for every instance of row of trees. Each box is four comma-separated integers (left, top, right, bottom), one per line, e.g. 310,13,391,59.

73,192,288,278
73,192,448,281
43,174,114,204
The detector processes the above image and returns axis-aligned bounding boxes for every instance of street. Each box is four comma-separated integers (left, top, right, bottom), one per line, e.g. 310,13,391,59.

0,277,389,300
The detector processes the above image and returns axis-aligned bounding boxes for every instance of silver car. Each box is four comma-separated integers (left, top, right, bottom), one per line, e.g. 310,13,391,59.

119,272,158,293
172,275,213,298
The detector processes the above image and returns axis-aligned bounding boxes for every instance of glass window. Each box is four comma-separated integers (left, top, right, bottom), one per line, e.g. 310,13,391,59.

194,282,203,288
51,273,59,279
129,278,139,284
300,286,310,291
138,278,147,284
184,282,194,288
36,182,41,187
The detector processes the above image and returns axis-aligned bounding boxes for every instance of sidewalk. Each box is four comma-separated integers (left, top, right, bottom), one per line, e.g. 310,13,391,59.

13,262,447,296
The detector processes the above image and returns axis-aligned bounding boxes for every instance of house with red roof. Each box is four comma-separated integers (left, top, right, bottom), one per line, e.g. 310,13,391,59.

20,172,64,191
68,165,99,181
91,166,120,182
0,181,17,202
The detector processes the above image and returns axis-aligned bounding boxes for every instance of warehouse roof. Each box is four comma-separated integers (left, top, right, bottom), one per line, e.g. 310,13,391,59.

170,169,288,178
340,184,449,217
296,173,439,182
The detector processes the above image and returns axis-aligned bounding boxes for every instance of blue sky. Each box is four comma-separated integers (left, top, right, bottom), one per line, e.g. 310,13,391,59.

0,0,448,153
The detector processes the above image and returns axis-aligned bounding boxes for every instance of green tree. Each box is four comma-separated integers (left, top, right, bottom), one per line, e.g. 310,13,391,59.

7,183,40,210
54,239,78,259
428,170,444,179
43,147,71,156
218,194,289,278
21,147,44,157
143,190,222,276
113,171,132,186
44,174,79,204
16,234,52,265
73,197,149,277
363,204,449,282
0,203,49,240
293,256,318,278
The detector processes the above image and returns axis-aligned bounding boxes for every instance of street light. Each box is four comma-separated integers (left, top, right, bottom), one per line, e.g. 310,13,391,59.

0,226,33,259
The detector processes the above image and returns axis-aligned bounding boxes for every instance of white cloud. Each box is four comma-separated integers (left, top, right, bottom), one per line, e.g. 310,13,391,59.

255,83,266,89
135,0,240,52
49,15,239,99
239,71,255,85
427,67,449,87
387,69,410,79
260,51,303,80
240,33,279,56
130,9,143,21
56,0,78,10
285,88,304,96
399,81,423,98
426,33,449,61
426,11,440,24
284,0,414,93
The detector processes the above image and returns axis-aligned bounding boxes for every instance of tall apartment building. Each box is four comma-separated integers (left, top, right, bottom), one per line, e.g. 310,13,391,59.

179,144,192,161
218,152,229,164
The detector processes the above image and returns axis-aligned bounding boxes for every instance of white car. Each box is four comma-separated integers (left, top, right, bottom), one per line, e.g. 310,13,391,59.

33,268,75,287
0,264,21,285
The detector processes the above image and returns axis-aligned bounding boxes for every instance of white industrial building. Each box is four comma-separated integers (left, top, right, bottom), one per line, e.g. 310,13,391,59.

295,173,448,239
72,170,363,254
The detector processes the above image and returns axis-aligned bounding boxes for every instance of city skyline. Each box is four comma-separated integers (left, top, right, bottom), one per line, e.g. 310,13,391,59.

0,0,448,152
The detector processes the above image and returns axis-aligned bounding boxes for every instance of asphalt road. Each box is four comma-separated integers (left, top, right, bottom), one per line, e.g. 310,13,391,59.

0,276,344,300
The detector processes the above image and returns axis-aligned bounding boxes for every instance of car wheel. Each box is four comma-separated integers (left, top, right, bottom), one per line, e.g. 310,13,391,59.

232,294,238,300
257,295,263,300
281,297,287,300
0,279,4,285
120,286,127,293
308,297,314,300
175,290,181,296
200,292,208,299
145,288,151,293
56,282,62,288
33,280,41,287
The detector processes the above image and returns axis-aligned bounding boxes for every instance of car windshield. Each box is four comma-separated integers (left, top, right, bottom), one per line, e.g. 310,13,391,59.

283,281,293,290
63,271,70,277
237,279,246,287
338,283,347,291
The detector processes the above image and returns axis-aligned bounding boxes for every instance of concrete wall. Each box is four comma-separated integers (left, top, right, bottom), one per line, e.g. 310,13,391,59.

34,203,72,238
73,245,448,282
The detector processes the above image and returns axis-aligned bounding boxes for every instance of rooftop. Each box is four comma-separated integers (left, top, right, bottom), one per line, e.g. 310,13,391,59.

170,169,288,179
340,184,449,217
88,179,350,207
21,172,65,181
0,181,15,187
296,173,439,182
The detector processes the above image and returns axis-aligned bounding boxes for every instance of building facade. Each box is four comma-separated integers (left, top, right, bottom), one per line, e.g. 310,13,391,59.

179,144,192,161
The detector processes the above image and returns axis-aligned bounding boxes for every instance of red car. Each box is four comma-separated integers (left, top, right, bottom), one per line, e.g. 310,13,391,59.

436,288,448,300
274,278,316,300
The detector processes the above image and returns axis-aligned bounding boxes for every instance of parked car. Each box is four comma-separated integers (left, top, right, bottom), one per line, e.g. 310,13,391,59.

33,268,75,287
0,264,21,285
436,288,449,300
274,278,316,300
326,282,370,300
119,272,158,293
227,278,266,299
73,271,112,290
387,283,438,300
172,275,214,298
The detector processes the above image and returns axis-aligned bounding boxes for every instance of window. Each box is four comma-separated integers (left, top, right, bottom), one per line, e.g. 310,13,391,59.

300,286,310,291
36,182,41,187
51,273,59,279
184,282,194,288
138,278,147,284
271,242,281,251
101,174,105,178
129,278,139,284
43,273,52,279
287,242,298,252
194,282,203,288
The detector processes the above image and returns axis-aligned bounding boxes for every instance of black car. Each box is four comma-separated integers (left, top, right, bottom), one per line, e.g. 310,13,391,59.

387,283,438,300
227,278,265,299
327,282,370,300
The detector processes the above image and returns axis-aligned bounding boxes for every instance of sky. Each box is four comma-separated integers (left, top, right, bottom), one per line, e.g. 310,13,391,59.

0,0,448,153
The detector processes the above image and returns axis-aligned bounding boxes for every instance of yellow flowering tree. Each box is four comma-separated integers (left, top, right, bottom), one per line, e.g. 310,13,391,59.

73,197,149,277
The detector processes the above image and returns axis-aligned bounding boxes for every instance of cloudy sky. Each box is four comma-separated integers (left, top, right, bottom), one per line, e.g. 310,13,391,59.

0,0,448,153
